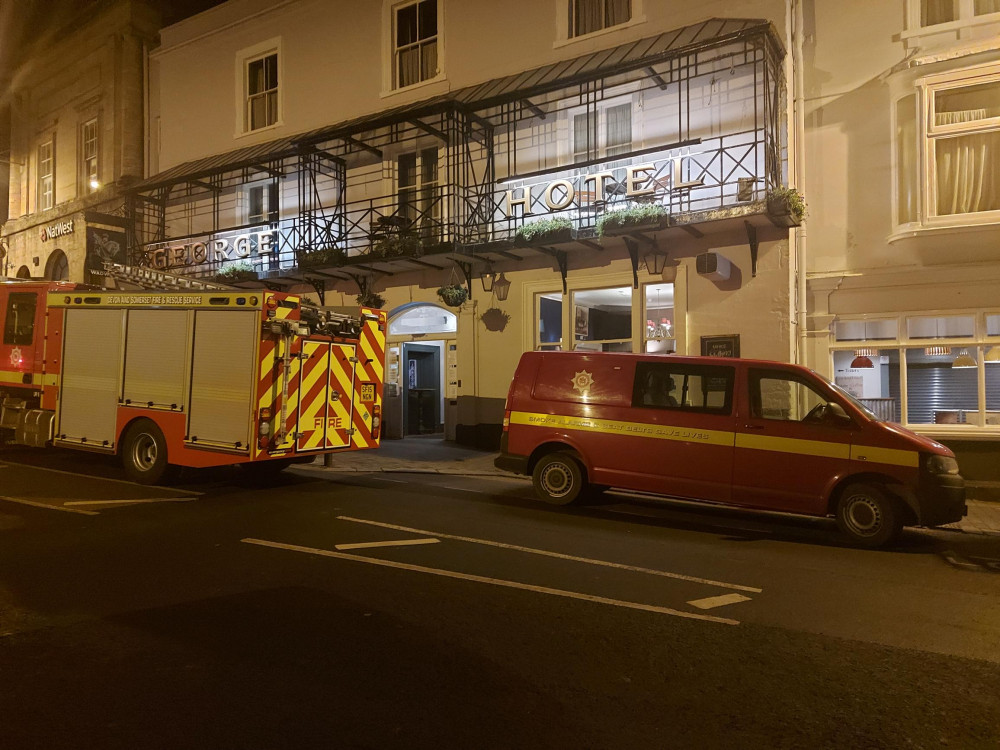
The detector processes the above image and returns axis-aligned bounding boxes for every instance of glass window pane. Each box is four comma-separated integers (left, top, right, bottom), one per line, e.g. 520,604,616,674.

417,0,436,40
987,314,1000,336
905,347,979,424
833,349,900,422
975,0,1000,15
896,95,917,224
987,354,1000,424
934,132,1000,215
396,3,417,46
538,292,563,350
606,103,632,157
934,80,1000,126
573,286,631,351
633,361,733,414
754,374,827,422
922,0,956,25
4,293,37,346
389,305,456,335
906,315,974,339
644,282,675,354
834,318,898,341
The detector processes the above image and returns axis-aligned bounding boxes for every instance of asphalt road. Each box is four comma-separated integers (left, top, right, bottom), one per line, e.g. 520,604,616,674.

1,447,998,749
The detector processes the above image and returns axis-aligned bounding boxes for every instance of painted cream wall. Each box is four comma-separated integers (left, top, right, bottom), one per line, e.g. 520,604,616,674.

152,0,791,171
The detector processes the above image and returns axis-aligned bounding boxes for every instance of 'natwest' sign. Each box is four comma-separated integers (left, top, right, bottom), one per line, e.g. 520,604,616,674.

146,228,277,269
40,219,74,242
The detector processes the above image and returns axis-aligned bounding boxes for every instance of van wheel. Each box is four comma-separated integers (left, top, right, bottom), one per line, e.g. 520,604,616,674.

121,419,169,485
532,452,586,506
835,483,902,548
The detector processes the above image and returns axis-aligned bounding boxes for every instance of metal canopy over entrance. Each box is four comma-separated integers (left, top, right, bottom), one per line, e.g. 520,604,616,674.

124,18,785,295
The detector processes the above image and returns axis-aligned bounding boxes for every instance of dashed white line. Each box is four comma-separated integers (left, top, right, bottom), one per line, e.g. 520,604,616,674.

0,496,98,516
335,537,440,551
687,593,752,610
337,515,762,593
64,498,193,506
241,537,740,625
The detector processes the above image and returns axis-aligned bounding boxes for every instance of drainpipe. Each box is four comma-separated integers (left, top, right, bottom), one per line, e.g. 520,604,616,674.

790,0,808,366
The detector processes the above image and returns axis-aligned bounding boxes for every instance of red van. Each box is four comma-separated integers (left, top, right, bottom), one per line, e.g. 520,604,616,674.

495,351,966,548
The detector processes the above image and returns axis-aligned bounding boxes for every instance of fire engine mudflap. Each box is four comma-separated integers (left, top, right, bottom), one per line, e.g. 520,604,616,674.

0,282,386,485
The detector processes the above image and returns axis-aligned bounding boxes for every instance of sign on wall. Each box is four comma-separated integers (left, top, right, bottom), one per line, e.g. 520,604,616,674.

701,334,740,358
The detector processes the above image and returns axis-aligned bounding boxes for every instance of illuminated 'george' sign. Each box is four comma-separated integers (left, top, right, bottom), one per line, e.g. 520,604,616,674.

146,228,277,269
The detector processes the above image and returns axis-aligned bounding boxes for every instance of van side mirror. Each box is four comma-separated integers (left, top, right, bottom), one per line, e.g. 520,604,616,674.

826,401,851,424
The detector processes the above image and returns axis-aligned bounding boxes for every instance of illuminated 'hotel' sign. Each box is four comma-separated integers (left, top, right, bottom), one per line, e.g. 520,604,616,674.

502,156,704,218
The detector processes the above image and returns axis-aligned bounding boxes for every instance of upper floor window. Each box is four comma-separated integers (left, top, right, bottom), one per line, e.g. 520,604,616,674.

246,183,277,224
81,118,99,194
38,140,54,211
919,0,1000,27
573,102,632,162
394,0,438,89
569,0,631,38
397,148,440,232
246,52,279,131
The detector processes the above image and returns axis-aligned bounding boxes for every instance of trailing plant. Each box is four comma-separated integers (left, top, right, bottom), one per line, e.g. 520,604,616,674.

515,217,573,245
299,246,343,268
437,283,468,308
596,203,668,236
480,306,511,332
356,290,386,309
766,186,807,222
372,231,422,258
214,261,257,282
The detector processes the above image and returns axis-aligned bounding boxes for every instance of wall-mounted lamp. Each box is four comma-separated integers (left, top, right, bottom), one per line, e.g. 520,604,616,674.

89,179,101,191
644,252,668,276
952,349,977,369
851,347,877,369
493,272,511,302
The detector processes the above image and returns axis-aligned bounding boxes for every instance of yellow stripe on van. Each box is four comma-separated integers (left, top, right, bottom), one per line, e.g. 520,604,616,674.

509,411,735,447
735,433,850,460
850,445,919,468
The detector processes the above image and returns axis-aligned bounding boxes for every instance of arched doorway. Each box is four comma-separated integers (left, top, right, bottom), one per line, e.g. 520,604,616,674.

16,266,32,279
384,303,457,439
45,249,69,281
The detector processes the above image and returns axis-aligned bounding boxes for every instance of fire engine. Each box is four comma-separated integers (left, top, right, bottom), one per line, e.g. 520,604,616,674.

0,278,386,484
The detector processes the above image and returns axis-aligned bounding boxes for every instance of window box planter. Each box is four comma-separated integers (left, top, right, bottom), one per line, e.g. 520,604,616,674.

214,262,258,283
357,290,386,309
596,204,669,237
371,231,422,259
437,284,468,308
515,218,575,247
766,187,806,228
299,247,344,268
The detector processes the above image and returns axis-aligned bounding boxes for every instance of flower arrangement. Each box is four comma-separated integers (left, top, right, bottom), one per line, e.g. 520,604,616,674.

595,203,668,237
437,283,468,307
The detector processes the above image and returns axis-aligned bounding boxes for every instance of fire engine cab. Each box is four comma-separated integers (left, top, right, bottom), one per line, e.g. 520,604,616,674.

0,279,386,484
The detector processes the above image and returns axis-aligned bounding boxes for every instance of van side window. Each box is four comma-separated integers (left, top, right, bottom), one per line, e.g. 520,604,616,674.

3,293,38,346
750,370,828,422
632,362,734,414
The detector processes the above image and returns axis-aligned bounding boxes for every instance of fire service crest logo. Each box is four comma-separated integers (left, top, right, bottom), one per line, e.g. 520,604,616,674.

571,370,594,396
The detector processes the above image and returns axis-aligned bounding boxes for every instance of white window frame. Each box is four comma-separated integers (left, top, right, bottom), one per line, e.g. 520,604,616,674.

556,0,644,46
891,61,1000,236
569,95,636,165
382,0,444,94
244,182,276,225
81,117,99,195
396,147,441,230
235,38,283,137
37,138,54,212
903,0,1000,34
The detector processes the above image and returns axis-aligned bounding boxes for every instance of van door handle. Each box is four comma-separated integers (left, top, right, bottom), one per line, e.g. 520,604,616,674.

743,424,765,430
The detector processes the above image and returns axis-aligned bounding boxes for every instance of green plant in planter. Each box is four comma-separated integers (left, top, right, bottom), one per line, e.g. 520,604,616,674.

299,246,343,268
214,260,257,283
515,217,573,246
480,306,511,332
372,231,422,258
766,186,807,223
437,283,468,308
596,203,668,237
356,290,386,309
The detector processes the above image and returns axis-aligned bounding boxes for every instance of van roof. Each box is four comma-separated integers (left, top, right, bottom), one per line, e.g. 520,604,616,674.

521,349,814,372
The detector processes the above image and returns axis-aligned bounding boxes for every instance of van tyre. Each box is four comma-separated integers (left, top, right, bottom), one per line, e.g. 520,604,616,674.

835,482,902,548
121,419,169,485
532,452,586,506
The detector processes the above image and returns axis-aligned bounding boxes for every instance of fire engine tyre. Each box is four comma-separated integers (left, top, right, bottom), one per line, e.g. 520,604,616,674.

532,452,587,506
835,482,903,549
121,419,169,485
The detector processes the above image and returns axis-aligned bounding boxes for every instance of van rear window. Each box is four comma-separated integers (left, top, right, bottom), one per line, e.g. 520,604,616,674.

632,361,734,414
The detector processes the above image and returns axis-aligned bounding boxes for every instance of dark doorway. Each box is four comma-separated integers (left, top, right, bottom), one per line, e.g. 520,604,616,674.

403,343,441,435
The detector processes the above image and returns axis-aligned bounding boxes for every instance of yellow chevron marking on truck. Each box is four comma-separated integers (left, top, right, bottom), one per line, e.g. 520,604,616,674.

511,411,920,468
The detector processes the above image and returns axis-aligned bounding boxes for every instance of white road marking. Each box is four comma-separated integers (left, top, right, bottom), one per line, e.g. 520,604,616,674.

0,496,98,516
0,461,203,495
335,537,440,551
241,538,740,625
64,498,193,506
687,593,752,610
337,515,762,593
438,485,488,494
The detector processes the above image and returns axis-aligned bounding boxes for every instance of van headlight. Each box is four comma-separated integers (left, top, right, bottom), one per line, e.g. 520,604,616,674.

924,454,959,475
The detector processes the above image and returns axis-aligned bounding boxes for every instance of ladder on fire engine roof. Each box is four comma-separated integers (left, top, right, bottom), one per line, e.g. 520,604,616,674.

101,262,236,291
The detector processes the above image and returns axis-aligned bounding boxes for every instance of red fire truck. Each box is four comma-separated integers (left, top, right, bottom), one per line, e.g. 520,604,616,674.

0,279,386,484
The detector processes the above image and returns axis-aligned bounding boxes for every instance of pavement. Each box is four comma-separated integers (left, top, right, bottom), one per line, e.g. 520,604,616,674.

305,435,1000,537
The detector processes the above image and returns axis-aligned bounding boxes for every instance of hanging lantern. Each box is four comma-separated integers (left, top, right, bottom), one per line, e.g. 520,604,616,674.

493,272,511,302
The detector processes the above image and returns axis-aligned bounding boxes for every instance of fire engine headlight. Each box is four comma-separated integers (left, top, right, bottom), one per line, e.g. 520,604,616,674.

924,454,959,475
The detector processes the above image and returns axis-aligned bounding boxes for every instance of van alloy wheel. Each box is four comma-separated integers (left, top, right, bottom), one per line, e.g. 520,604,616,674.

835,482,901,549
532,452,586,506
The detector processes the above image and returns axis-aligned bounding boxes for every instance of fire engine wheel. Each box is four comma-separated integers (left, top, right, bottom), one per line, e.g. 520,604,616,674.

835,482,903,549
121,419,169,485
532,452,586,506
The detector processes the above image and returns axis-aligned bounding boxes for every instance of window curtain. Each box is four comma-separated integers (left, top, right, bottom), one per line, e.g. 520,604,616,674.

573,0,601,36
922,0,956,25
606,0,631,26
976,0,1000,15
606,103,632,157
935,110,1000,215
